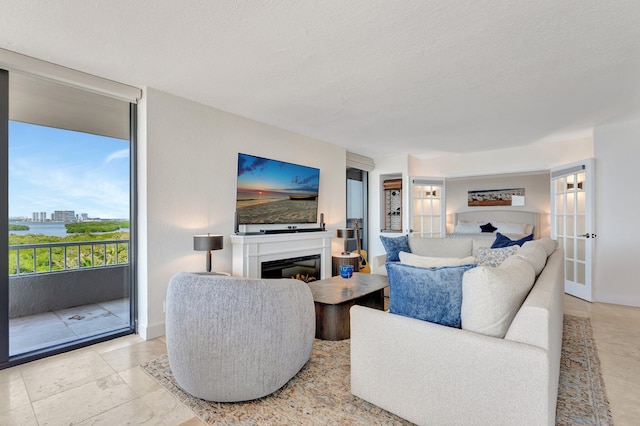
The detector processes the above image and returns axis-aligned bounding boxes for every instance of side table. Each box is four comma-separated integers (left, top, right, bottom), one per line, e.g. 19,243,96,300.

332,253,360,276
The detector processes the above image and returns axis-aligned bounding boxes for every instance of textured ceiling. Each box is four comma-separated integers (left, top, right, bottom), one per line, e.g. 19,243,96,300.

1,0,639,159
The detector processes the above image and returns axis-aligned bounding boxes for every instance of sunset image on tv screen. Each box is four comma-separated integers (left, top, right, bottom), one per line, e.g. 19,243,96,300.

236,153,320,224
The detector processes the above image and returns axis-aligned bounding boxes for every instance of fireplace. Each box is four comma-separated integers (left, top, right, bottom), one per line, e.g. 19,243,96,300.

261,254,321,281
230,231,332,279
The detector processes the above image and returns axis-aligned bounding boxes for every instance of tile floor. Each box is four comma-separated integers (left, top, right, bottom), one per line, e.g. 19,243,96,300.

0,295,638,425
9,299,131,356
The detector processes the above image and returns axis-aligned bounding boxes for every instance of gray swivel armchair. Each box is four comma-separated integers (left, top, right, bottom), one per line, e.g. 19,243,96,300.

165,272,315,402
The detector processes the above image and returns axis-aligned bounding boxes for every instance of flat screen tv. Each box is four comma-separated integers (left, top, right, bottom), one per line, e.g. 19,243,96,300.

235,153,320,225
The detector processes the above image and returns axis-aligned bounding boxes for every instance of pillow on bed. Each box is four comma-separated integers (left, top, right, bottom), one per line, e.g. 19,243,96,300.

479,222,497,233
493,221,527,234
455,220,480,233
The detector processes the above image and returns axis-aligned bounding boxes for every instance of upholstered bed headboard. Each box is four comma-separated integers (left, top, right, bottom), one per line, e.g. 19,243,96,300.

452,210,540,239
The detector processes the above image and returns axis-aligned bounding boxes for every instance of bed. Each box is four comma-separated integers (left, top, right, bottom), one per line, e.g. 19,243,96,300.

448,210,540,240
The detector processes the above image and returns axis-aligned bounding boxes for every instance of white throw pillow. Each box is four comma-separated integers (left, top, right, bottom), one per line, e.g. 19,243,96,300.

455,220,480,233
494,221,527,234
461,255,535,338
515,241,548,275
399,251,476,268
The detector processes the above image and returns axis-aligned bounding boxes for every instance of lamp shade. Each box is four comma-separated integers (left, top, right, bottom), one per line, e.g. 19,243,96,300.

193,234,223,251
336,228,355,239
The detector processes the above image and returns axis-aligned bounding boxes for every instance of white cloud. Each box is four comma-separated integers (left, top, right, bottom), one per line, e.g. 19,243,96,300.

104,149,129,163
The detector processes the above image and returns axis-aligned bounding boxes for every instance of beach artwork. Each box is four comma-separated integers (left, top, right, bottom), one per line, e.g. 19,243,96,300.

468,188,525,207
236,153,320,224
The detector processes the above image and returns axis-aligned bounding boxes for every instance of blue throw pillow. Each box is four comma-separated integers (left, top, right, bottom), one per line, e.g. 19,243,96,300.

386,262,476,328
480,222,497,233
491,232,534,248
380,234,410,262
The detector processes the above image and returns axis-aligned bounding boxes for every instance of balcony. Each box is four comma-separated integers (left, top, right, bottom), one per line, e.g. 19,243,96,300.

8,240,132,356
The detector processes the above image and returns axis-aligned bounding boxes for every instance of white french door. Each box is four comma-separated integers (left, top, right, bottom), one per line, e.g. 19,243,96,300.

409,177,446,237
550,159,595,301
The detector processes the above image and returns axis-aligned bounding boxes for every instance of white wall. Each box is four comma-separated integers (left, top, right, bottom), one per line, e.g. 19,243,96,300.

593,115,640,307
412,138,594,178
137,88,346,339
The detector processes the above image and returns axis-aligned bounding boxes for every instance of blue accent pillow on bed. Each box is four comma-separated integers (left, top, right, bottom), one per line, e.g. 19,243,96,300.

380,234,410,262
386,262,476,328
491,232,533,248
480,222,497,233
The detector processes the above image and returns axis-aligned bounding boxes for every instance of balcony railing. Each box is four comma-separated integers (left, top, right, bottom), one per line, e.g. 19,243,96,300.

9,239,129,276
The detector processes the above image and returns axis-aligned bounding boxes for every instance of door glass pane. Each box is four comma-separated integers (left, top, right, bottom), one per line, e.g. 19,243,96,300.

577,262,586,285
433,217,441,233
566,192,575,214
577,239,586,262
566,216,574,237
556,216,564,236
577,191,586,214
576,215,586,236
577,172,586,191
556,237,564,251
413,217,422,233
555,177,565,193
556,194,565,214
431,199,441,214
566,260,574,281
566,238,575,259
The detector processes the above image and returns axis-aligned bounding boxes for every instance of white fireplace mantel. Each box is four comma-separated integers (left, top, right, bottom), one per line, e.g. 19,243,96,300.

230,231,333,279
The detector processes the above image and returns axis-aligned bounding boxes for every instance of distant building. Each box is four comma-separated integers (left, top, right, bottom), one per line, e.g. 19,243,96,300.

80,213,89,222
53,210,75,222
31,211,47,222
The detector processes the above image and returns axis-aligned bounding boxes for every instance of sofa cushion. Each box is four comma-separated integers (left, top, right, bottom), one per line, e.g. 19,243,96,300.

461,255,535,338
474,246,519,267
491,232,533,248
387,262,476,328
409,237,473,258
399,251,476,268
515,241,547,275
380,234,411,262
536,237,557,257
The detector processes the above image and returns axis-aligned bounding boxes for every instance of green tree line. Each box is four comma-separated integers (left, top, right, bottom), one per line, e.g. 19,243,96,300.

65,220,129,233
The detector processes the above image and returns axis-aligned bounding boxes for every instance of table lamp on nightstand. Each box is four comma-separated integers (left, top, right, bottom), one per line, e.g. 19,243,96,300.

193,233,223,272
336,228,355,255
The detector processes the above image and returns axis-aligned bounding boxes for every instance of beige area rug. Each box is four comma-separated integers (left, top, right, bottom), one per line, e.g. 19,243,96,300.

141,315,612,425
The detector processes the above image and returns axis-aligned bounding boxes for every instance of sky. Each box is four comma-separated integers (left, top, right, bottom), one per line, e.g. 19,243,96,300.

236,153,319,197
9,121,130,219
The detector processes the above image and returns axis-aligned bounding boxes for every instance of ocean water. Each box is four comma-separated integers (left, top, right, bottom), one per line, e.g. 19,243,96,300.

9,221,129,238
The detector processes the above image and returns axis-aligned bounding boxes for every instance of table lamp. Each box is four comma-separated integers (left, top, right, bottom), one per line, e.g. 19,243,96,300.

193,233,223,272
336,228,355,255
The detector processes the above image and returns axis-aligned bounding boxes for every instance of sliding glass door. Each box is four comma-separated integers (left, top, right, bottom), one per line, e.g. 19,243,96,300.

1,69,136,368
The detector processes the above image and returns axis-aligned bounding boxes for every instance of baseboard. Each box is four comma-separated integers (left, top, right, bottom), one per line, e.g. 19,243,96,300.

595,292,640,308
138,321,165,340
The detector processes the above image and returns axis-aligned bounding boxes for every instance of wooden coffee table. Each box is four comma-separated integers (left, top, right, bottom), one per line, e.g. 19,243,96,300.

307,273,389,340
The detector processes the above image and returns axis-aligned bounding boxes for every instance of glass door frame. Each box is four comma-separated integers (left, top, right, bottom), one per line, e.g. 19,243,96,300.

0,69,137,369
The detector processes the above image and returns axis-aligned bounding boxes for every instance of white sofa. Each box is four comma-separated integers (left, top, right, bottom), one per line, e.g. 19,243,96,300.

351,237,564,426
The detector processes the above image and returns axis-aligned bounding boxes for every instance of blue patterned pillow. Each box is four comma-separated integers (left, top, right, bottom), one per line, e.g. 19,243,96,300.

491,232,533,248
380,234,410,262
386,262,476,328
